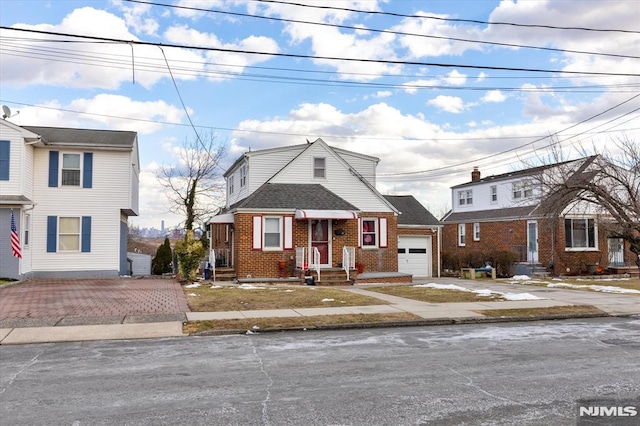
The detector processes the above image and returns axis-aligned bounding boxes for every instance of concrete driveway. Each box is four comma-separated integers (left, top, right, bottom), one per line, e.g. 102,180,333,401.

0,277,189,328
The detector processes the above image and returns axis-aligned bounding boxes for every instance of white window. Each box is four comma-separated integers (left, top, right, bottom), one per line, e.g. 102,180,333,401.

61,153,81,186
362,219,377,247
458,190,472,206
263,217,282,249
59,217,80,251
313,157,326,179
24,214,30,247
240,165,248,187
473,223,480,241
513,180,533,200
565,218,597,250
458,224,466,246
490,185,497,203
228,176,234,195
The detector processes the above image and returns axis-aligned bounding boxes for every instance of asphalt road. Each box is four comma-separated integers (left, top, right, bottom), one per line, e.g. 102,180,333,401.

1,317,639,426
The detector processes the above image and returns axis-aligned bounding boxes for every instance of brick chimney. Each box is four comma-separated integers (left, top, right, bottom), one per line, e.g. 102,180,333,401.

471,166,481,182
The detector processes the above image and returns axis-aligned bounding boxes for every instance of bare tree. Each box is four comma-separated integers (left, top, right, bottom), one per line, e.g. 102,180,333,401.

157,132,226,231
532,136,640,267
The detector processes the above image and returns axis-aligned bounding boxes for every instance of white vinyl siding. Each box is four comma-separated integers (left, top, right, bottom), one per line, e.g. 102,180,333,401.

30,149,133,273
269,142,393,212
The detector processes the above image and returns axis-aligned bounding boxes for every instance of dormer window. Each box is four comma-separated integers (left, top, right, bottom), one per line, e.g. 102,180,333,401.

458,190,472,206
313,157,326,178
513,180,533,199
240,164,248,187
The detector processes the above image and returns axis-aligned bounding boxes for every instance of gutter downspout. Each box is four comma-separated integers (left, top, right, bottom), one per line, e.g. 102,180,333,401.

437,226,442,278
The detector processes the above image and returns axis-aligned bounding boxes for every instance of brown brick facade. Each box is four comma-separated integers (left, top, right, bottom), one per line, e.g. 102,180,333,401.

443,217,637,276
225,212,400,279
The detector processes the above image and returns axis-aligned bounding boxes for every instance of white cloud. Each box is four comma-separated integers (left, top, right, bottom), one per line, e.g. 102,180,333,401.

111,0,159,36
0,8,200,89
163,26,279,79
481,90,507,103
427,95,466,113
11,94,185,134
443,70,467,86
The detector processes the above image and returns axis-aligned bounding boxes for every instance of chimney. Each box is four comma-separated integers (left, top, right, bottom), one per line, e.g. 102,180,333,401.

471,166,481,182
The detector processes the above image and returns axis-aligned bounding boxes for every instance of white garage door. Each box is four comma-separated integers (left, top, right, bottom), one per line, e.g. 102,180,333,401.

398,236,432,277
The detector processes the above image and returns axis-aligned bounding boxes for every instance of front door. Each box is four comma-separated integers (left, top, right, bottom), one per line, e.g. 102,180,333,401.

608,238,624,266
527,221,538,262
310,220,331,267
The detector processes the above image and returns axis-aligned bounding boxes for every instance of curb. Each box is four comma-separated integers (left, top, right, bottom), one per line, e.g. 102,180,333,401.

189,311,617,337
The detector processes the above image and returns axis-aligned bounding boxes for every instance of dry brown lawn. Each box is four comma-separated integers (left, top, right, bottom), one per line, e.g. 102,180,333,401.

184,312,421,334
476,305,607,317
183,284,388,312
366,285,504,303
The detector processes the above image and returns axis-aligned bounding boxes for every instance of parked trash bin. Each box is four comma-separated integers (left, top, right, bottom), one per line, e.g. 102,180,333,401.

204,263,211,280
304,270,315,286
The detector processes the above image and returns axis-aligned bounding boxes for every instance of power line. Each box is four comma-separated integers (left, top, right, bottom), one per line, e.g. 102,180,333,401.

3,42,637,94
378,94,640,178
2,26,639,77
2,98,637,144
252,0,640,34
124,0,640,60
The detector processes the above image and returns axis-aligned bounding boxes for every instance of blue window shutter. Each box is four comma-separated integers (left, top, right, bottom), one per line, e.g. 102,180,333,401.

47,216,57,252
82,216,92,252
0,140,9,180
48,151,59,187
83,152,93,188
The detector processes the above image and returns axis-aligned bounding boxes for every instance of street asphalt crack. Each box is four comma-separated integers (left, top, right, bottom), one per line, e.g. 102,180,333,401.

246,334,274,426
0,349,43,394
448,366,524,406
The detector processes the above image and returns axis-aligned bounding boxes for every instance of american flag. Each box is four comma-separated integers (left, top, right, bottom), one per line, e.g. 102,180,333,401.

10,209,22,259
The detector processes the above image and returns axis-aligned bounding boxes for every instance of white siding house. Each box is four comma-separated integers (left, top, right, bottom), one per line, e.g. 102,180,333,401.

0,120,139,280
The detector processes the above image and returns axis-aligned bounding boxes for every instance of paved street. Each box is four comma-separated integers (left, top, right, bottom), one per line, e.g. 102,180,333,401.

1,317,638,425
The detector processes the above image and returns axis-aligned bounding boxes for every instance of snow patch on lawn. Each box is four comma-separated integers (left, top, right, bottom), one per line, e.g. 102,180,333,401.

239,284,266,290
412,283,543,300
184,283,201,288
547,283,640,294
321,298,335,302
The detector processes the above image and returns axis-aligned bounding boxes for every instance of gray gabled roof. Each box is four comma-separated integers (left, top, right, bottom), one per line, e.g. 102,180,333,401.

442,205,539,223
451,157,592,189
231,183,359,211
383,195,440,226
22,126,136,149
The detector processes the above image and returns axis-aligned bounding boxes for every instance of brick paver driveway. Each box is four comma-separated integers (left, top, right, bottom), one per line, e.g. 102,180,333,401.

0,278,190,327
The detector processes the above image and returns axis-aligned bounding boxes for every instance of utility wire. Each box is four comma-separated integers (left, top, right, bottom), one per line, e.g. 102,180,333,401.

3,98,637,144
125,0,640,60
2,26,639,77
3,44,637,93
378,94,640,177
251,0,640,34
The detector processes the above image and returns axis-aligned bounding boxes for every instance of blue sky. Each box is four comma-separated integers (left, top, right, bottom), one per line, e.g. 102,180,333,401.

1,0,638,229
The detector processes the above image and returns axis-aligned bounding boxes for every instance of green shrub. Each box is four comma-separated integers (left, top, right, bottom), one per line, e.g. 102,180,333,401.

175,231,206,281
151,237,173,275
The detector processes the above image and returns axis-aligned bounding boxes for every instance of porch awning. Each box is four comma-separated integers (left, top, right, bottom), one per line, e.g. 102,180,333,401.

209,213,234,224
294,209,358,220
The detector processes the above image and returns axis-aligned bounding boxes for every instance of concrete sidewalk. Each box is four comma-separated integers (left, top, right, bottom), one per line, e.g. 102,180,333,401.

1,277,638,345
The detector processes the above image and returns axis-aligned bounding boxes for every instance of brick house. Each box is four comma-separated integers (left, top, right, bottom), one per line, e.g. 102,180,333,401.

441,158,638,277
0,120,139,280
208,138,441,283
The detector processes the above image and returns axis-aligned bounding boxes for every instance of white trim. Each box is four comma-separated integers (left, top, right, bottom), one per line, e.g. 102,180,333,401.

294,209,358,220
284,216,293,249
379,217,388,248
252,216,262,250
